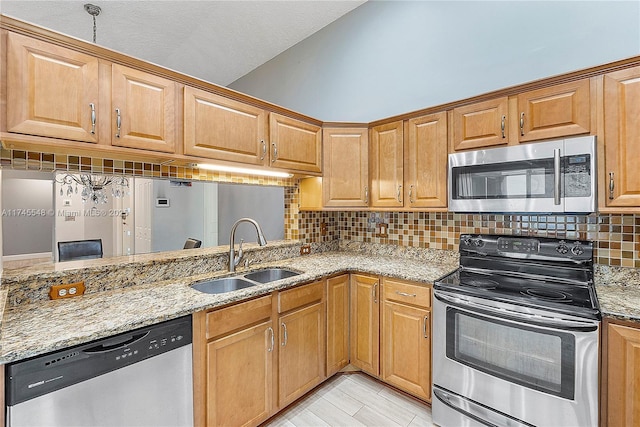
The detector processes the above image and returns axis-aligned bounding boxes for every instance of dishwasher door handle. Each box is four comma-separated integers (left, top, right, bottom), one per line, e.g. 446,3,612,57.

84,331,150,353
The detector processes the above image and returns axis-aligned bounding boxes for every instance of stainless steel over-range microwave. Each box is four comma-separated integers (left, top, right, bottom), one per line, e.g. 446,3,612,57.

448,135,596,213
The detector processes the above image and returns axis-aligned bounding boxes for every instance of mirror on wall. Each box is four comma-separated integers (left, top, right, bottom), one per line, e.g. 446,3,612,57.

1,169,285,267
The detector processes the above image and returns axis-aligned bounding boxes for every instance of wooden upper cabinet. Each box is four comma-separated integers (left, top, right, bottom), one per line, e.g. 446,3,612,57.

603,66,640,207
451,97,508,151
370,121,404,208
269,113,321,173
183,86,266,165
6,32,99,143
605,322,640,427
406,112,448,208
323,127,369,208
111,64,176,153
517,79,591,142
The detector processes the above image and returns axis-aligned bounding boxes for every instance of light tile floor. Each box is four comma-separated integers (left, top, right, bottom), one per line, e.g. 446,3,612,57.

262,373,435,427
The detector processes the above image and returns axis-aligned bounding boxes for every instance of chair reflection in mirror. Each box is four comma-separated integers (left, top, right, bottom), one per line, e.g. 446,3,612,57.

57,239,103,262
183,238,202,249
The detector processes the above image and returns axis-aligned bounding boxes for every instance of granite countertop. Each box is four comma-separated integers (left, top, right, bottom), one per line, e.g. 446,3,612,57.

594,265,640,323
0,250,458,363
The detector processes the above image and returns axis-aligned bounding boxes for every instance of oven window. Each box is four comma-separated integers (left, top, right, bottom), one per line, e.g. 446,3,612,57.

446,308,575,399
452,159,554,200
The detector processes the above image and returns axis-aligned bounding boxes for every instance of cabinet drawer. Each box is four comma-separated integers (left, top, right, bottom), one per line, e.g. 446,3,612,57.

278,281,324,313
383,278,430,308
206,295,272,339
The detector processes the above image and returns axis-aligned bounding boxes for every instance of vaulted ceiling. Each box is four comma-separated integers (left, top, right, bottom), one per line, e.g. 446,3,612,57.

1,0,366,86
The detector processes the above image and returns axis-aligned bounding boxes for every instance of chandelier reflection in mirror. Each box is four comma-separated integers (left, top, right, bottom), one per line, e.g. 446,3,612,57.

55,173,130,205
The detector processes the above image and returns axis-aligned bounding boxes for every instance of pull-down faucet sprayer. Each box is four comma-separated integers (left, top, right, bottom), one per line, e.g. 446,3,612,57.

228,218,267,272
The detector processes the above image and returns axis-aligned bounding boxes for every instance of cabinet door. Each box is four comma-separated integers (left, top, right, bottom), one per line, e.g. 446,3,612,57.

111,64,175,153
206,320,274,427
269,113,322,173
350,274,380,376
6,32,99,143
452,97,508,151
517,79,590,142
603,66,640,207
406,112,448,208
370,121,404,207
278,301,326,408
606,323,640,427
327,274,350,376
382,300,431,401
184,86,267,165
323,127,369,207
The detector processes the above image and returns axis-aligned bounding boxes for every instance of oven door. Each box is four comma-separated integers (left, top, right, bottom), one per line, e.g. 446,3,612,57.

432,291,599,427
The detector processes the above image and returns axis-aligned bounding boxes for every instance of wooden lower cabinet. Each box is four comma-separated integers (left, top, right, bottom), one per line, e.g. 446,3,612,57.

327,274,350,376
278,300,326,407
350,274,380,376
381,278,432,401
604,320,640,427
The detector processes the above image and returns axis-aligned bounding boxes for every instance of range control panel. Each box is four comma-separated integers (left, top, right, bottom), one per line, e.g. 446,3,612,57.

460,234,593,262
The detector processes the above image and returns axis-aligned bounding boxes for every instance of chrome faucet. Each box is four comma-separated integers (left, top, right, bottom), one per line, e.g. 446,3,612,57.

229,218,267,272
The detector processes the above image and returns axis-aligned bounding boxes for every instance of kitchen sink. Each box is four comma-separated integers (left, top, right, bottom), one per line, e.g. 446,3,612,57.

243,268,300,283
191,277,258,294
191,268,301,294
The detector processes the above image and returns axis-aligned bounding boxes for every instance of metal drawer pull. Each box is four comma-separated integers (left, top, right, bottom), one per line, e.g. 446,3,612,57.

519,112,525,136
281,322,288,346
609,172,615,200
500,115,505,138
373,283,378,304
396,291,417,298
271,142,278,162
267,327,274,352
115,108,121,138
423,315,429,339
260,140,266,161
89,103,96,134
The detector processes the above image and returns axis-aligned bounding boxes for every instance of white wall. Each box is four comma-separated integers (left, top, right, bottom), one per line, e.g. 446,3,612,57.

230,1,640,122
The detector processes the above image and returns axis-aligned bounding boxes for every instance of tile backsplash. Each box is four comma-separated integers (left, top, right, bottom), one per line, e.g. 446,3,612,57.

299,211,640,268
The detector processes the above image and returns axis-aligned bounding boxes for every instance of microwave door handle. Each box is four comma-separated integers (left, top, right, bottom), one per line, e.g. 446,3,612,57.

553,148,561,205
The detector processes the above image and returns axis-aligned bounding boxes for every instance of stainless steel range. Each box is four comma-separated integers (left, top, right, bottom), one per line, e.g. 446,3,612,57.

432,234,600,427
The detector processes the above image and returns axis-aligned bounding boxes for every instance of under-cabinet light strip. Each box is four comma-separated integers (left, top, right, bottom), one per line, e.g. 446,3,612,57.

192,163,293,178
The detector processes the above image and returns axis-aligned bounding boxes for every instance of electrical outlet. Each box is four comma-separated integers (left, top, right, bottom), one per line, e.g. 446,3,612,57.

320,222,327,236
300,245,311,255
49,281,86,300
377,223,389,237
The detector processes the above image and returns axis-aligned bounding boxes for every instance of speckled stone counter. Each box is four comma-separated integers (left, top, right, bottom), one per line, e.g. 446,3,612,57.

595,265,640,323
0,244,459,363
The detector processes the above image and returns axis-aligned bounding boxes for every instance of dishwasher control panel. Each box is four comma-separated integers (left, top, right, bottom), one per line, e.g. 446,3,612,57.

6,315,192,406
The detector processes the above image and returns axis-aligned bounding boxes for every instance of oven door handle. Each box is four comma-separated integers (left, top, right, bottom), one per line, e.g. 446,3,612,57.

434,292,599,332
433,387,535,427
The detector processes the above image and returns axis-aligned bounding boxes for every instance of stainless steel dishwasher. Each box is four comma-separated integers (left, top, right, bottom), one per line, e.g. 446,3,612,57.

5,315,193,427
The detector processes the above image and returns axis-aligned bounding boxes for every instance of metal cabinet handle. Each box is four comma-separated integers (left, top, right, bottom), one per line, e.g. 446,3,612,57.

609,172,615,200
500,115,506,138
281,322,287,346
271,142,278,163
396,291,417,298
89,103,96,134
519,112,525,136
364,185,369,204
267,327,274,352
260,140,266,161
408,185,415,204
115,108,121,138
396,184,402,203
423,315,429,339
372,283,378,304
553,148,561,205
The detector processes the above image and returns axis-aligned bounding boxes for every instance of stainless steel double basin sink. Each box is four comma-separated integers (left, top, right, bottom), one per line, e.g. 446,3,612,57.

191,268,300,294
